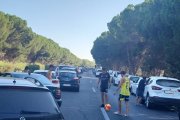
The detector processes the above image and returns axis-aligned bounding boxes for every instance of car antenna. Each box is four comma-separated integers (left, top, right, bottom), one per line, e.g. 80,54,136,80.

13,79,16,84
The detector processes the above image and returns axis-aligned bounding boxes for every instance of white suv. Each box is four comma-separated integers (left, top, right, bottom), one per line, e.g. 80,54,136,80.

130,76,142,95
143,76,180,109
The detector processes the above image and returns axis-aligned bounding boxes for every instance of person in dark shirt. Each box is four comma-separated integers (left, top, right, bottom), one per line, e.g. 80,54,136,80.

97,67,111,107
136,77,146,105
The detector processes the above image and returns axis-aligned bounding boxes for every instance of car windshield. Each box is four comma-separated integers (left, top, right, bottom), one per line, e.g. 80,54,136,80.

156,79,180,88
59,72,76,78
0,88,59,114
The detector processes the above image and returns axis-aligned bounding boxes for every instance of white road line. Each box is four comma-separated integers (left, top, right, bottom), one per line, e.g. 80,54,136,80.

100,108,110,120
92,87,96,93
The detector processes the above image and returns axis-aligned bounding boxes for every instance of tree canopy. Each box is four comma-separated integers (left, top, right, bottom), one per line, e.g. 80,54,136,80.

0,11,94,67
91,0,180,78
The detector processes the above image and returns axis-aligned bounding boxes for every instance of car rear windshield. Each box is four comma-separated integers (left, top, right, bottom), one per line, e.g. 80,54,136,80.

0,88,59,114
130,77,140,83
59,72,76,78
34,72,56,79
156,79,180,88
12,73,53,85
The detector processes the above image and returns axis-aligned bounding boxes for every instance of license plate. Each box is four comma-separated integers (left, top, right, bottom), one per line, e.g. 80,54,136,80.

63,84,71,87
164,90,174,94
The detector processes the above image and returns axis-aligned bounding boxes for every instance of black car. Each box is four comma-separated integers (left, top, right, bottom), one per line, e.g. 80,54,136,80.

0,77,64,120
1,72,62,107
59,70,81,92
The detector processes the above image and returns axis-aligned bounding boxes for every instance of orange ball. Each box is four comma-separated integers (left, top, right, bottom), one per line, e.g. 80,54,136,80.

105,104,111,111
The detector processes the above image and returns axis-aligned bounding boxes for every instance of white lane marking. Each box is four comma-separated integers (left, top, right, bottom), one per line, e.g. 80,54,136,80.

100,108,110,120
92,87,96,93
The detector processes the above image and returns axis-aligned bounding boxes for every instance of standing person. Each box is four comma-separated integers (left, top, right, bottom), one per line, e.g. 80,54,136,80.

23,66,29,73
97,67,111,108
136,76,146,105
114,71,130,117
47,64,54,81
23,66,31,75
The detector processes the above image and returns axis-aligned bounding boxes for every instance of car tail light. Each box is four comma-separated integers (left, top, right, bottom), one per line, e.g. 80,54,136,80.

52,79,59,84
55,88,61,99
151,86,162,90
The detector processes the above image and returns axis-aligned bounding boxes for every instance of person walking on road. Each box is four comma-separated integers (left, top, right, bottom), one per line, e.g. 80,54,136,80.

97,67,111,108
114,71,130,117
136,76,146,105
47,64,54,81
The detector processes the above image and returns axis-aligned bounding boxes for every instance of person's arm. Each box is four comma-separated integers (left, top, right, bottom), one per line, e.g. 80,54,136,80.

114,78,125,94
97,78,100,88
47,71,52,80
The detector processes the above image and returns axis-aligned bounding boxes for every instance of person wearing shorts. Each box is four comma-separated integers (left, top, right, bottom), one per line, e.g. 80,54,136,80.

97,67,111,107
114,71,130,116
136,77,146,105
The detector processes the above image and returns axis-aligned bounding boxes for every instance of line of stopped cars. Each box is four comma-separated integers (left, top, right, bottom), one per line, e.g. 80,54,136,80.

0,65,83,120
95,70,180,112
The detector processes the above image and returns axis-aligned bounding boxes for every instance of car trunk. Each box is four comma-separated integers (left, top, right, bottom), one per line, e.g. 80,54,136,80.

154,79,180,99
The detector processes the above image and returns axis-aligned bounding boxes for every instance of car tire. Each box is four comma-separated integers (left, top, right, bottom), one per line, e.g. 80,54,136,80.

145,94,153,109
75,86,80,92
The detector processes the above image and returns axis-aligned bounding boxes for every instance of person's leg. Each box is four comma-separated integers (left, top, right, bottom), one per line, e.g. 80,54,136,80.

125,101,129,116
118,100,122,114
114,95,123,115
124,96,130,116
138,97,142,104
101,92,105,107
105,89,108,104
136,96,139,105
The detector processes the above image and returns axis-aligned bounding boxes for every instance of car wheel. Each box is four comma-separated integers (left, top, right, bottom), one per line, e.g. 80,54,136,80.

75,86,80,92
146,94,153,109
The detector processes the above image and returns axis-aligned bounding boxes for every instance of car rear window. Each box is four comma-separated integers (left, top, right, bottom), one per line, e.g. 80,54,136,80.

0,88,59,114
34,72,47,77
59,72,76,78
34,72,56,79
156,79,180,88
130,77,140,83
12,73,52,85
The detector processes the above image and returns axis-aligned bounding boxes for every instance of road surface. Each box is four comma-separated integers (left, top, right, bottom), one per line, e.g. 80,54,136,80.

61,71,179,120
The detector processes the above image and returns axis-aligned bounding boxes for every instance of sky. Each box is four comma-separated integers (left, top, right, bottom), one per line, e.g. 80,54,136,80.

0,0,144,61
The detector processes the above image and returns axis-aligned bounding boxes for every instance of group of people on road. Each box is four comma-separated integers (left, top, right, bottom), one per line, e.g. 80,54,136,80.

97,68,146,117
